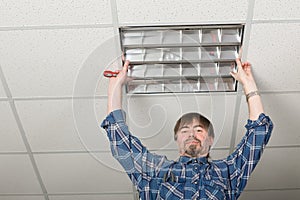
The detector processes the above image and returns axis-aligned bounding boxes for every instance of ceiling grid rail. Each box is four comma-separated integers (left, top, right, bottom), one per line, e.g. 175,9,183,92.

0,65,50,200
228,0,256,154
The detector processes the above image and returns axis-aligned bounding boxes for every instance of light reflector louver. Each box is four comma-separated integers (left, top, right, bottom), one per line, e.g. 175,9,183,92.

120,24,244,94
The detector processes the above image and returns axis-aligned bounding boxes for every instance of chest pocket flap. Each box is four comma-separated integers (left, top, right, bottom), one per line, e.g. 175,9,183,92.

202,176,228,200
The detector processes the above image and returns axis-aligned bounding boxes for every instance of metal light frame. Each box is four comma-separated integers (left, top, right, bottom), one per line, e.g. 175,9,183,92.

119,24,244,94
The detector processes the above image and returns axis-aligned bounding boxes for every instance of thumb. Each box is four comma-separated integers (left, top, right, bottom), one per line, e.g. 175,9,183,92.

230,71,237,80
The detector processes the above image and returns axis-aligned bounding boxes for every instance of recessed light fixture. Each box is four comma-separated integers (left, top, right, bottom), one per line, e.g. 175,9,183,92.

119,24,244,94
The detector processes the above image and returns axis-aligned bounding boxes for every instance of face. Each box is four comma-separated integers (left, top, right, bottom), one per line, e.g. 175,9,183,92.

175,118,213,158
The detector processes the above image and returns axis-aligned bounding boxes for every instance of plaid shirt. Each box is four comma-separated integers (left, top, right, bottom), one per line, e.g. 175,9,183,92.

101,110,273,200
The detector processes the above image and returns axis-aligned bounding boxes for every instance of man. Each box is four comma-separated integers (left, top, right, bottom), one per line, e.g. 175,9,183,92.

101,59,273,199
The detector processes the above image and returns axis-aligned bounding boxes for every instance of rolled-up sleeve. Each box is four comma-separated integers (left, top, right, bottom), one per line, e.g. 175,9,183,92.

101,109,126,130
227,113,274,198
101,109,167,191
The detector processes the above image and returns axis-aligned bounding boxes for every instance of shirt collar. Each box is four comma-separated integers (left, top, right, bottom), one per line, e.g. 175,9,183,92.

178,156,208,164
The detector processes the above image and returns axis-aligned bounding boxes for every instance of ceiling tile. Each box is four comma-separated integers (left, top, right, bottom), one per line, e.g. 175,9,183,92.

78,98,111,151
253,0,300,20
240,189,300,200
0,154,42,194
74,36,123,98
117,0,248,24
126,94,236,150
15,99,109,152
211,95,237,148
0,101,26,152
0,28,115,98
95,77,110,98
235,93,300,147
0,0,112,27
0,196,45,200
49,194,134,200
34,153,133,193
247,23,300,92
244,147,300,190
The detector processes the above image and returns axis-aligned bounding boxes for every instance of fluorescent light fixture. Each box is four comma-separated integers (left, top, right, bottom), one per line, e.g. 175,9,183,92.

119,24,244,94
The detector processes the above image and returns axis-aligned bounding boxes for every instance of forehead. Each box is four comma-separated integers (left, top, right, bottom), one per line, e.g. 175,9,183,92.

179,118,204,128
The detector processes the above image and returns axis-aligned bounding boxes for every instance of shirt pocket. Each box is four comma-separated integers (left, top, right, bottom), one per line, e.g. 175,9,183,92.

158,177,185,200
201,176,228,200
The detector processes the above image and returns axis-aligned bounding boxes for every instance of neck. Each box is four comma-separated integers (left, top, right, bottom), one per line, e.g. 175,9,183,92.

180,152,209,158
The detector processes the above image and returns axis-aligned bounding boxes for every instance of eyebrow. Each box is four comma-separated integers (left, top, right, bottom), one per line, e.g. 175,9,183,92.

179,124,204,130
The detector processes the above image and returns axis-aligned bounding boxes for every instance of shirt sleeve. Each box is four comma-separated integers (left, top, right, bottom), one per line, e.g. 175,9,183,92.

101,109,167,190
226,113,273,197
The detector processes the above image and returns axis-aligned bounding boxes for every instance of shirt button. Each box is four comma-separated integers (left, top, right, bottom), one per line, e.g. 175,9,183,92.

194,181,198,185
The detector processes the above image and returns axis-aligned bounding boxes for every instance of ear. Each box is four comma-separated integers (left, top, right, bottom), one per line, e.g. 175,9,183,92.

208,136,214,146
174,133,178,141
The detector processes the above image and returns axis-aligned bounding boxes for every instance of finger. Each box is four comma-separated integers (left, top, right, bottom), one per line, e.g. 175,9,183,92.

123,60,130,72
245,62,251,68
121,52,125,61
235,58,242,68
242,62,252,71
242,62,248,69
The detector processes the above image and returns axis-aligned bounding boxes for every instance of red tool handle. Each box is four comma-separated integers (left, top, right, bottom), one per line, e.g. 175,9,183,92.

103,70,120,78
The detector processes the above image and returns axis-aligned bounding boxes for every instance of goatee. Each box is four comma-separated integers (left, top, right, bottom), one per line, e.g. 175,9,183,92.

185,144,201,157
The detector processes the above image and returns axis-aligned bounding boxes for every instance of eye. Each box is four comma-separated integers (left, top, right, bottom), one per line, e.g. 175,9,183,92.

180,128,190,134
181,130,188,134
195,128,203,133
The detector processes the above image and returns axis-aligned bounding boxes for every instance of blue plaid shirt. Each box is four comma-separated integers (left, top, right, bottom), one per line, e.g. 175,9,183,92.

101,110,273,200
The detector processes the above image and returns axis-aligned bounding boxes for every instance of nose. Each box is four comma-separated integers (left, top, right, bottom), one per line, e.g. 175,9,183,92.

189,130,196,138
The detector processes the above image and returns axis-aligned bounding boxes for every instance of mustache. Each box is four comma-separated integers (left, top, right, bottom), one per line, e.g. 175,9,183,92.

184,138,201,145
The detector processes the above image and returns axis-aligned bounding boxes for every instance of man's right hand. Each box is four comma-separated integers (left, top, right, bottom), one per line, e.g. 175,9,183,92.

108,60,130,89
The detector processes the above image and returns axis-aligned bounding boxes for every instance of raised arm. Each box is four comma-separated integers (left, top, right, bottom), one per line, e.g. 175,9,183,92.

228,59,273,197
230,58,264,120
107,60,130,114
102,60,169,194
